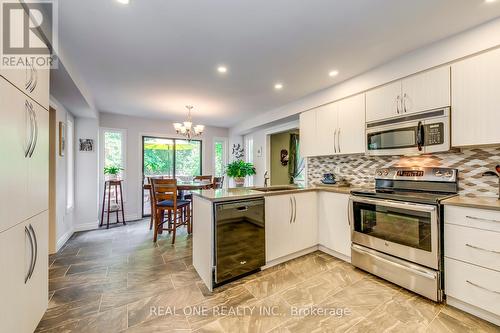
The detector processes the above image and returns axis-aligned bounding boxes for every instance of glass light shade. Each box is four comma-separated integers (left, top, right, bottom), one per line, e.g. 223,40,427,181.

180,127,187,134
173,123,183,131
194,125,205,134
183,121,192,129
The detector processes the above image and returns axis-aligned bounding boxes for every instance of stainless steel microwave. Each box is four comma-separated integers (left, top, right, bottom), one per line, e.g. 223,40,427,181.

366,108,450,156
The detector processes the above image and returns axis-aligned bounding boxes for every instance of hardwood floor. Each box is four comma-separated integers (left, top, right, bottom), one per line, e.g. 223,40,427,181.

38,219,499,332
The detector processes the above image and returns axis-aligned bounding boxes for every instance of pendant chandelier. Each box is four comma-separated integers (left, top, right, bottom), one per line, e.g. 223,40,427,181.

173,105,205,140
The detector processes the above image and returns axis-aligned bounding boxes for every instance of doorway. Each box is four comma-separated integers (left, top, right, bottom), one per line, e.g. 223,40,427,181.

141,136,202,217
269,129,304,186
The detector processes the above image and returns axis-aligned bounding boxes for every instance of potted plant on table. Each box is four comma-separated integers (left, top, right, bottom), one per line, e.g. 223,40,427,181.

104,165,123,181
226,160,256,187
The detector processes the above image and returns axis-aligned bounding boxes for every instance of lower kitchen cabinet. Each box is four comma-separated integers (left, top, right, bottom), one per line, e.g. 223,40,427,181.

318,192,351,259
265,192,317,262
0,211,48,333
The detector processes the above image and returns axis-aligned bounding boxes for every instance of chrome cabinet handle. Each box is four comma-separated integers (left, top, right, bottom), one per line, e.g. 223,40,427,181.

289,197,293,224
292,196,297,223
29,66,38,93
465,243,500,254
466,280,500,295
403,93,408,113
25,62,34,91
333,129,337,153
396,95,401,114
347,200,352,226
28,102,38,158
28,224,38,279
337,128,341,153
465,215,500,224
24,226,34,283
24,101,34,157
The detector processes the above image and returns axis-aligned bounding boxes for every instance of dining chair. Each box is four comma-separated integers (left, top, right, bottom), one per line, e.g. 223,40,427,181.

151,178,191,243
213,176,224,189
194,175,213,183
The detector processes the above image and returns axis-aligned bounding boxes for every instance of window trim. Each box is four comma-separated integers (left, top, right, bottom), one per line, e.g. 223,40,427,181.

66,118,74,211
213,137,228,180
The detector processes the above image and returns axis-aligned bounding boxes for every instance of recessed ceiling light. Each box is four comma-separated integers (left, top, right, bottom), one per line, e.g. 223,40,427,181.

116,0,129,4
274,83,283,90
329,70,339,77
217,66,227,73
485,0,497,3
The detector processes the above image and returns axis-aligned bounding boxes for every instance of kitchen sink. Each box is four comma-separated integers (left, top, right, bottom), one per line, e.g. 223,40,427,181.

253,185,299,192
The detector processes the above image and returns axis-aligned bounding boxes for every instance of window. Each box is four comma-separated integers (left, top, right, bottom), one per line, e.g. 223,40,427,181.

213,138,228,178
103,129,126,179
245,137,254,186
66,119,74,210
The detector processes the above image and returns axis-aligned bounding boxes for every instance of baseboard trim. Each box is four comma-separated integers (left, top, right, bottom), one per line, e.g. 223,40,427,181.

446,296,500,326
73,220,99,232
263,246,319,269
318,245,351,263
56,229,73,252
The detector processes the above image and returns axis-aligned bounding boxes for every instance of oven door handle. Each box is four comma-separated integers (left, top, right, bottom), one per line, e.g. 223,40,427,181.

349,196,437,213
351,245,437,280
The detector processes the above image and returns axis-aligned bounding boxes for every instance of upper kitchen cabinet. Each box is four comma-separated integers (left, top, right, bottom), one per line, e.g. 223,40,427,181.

300,93,365,157
451,48,500,147
299,110,318,157
366,66,450,122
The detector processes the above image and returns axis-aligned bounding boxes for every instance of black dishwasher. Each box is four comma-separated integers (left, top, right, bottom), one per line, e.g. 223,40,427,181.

214,198,265,287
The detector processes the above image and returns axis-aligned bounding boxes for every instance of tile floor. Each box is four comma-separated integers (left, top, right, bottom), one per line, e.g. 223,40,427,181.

38,219,499,333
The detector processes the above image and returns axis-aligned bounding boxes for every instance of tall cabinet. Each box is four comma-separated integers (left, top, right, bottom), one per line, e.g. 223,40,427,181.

0,49,50,333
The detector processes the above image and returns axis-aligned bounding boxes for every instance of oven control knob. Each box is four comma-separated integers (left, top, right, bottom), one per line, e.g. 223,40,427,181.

377,171,382,176
444,172,452,178
382,170,389,176
435,170,443,177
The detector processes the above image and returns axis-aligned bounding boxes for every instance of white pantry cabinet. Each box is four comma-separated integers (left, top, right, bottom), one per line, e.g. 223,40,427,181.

451,47,500,147
265,192,317,262
300,93,365,157
0,211,49,333
318,192,351,259
0,78,49,233
366,66,450,122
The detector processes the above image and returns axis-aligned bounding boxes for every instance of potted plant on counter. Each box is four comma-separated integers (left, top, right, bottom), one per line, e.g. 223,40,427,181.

104,165,123,181
226,160,256,187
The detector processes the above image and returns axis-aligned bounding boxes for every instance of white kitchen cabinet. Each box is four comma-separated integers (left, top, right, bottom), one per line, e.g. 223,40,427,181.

0,77,49,232
315,103,338,156
265,192,317,262
401,66,450,115
0,211,48,333
300,93,365,157
299,110,318,158
366,81,402,122
451,48,500,147
337,94,365,155
318,192,351,259
366,66,450,122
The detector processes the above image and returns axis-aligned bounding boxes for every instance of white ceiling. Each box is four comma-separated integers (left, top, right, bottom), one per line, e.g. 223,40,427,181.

58,0,500,127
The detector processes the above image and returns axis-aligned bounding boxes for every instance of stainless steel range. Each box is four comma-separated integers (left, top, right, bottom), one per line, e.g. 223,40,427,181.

349,167,458,302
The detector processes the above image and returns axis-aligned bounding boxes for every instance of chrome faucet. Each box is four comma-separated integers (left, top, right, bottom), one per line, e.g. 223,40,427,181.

264,171,270,188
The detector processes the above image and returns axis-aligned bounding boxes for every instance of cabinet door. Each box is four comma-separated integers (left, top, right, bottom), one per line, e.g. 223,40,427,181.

265,195,294,262
0,221,32,333
24,212,49,333
316,103,338,156
292,192,318,252
318,192,351,258
299,110,317,157
27,103,49,217
402,66,450,115
451,48,500,147
337,94,365,155
366,81,402,122
0,78,29,232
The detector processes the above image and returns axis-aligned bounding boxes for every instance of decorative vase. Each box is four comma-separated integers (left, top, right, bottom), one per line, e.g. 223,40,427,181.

233,177,245,187
108,174,118,181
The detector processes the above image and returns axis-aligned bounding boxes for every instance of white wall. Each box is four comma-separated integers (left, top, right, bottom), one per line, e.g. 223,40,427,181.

49,97,75,253
74,117,100,231
232,17,500,136
99,112,229,221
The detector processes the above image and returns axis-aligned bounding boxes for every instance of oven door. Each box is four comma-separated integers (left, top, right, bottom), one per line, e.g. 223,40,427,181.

349,196,439,269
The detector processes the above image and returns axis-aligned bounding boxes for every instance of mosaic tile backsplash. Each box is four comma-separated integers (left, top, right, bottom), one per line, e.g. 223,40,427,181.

307,146,500,198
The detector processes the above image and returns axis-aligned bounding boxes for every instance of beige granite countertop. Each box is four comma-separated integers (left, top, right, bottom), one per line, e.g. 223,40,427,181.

442,196,500,211
192,185,362,202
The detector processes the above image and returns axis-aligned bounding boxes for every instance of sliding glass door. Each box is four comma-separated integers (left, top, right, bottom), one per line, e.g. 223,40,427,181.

142,136,202,217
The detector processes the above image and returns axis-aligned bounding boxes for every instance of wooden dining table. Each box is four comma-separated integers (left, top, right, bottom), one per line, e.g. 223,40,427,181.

144,180,213,199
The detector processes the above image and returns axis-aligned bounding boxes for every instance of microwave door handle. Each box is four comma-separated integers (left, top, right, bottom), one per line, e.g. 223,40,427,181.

417,121,424,151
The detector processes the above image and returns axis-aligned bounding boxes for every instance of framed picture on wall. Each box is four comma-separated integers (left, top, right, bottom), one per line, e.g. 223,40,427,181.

59,121,65,157
79,139,94,152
